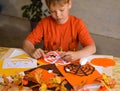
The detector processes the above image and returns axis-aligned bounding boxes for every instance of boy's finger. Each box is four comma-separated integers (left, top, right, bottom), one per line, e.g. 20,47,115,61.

60,52,66,58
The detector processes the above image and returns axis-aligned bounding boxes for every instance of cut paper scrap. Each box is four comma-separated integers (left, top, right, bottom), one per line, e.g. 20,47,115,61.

2,58,37,68
56,63,101,88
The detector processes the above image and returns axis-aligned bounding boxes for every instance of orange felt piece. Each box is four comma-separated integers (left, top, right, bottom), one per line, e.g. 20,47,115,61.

91,58,115,67
56,63,101,87
29,67,66,88
29,68,56,84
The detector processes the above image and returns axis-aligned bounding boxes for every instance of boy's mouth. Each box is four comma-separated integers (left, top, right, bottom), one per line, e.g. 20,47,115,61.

56,18,65,23
57,18,63,21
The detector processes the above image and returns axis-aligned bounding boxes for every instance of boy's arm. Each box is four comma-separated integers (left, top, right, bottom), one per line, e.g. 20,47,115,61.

22,39,35,56
60,44,96,62
77,43,96,58
22,39,44,59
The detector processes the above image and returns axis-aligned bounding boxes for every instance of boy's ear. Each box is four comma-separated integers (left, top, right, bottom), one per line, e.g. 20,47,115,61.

68,0,72,9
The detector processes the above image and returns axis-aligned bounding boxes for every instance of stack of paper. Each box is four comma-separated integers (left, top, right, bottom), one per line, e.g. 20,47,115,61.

2,49,37,68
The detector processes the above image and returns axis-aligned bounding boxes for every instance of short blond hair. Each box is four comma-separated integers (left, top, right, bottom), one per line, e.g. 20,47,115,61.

45,0,69,8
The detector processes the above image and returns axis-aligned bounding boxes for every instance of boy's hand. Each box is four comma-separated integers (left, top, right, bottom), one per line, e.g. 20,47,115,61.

31,48,45,59
60,51,80,62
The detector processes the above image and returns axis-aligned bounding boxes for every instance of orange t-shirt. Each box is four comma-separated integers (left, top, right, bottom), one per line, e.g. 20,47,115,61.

26,15,94,51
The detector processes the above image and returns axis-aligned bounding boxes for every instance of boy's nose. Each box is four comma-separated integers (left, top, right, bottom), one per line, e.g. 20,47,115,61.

56,11,61,18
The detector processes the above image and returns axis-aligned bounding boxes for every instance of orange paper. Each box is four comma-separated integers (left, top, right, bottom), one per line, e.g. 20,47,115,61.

91,58,115,67
56,63,101,87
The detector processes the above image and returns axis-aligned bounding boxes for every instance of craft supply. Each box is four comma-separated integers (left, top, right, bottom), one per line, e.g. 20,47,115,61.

91,58,115,67
2,58,37,68
44,51,70,65
64,63,95,76
80,57,88,65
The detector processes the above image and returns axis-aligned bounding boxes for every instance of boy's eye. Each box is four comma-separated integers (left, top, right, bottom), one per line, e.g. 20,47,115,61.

60,9,64,12
50,8,64,14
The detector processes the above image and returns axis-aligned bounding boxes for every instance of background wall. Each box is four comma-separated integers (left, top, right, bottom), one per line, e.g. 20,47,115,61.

0,0,30,17
0,0,120,39
70,0,120,39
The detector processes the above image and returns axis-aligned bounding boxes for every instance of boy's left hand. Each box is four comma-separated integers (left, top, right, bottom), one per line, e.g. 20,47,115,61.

60,51,80,62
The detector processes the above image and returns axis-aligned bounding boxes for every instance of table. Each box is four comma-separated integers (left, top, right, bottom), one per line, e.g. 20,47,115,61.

0,47,120,91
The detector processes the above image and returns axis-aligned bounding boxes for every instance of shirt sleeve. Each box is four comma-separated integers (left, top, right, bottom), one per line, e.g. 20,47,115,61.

26,21,44,45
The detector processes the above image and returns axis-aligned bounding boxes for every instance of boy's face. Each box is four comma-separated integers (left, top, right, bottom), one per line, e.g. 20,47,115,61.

49,1,71,24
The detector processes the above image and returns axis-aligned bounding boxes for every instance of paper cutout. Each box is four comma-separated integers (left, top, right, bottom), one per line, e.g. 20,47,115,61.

64,63,95,76
44,51,70,65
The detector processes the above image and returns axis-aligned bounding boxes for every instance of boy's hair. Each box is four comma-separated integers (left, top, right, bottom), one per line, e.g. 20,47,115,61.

45,0,69,8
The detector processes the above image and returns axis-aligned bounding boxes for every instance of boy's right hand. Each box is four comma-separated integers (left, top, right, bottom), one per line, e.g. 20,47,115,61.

31,48,45,59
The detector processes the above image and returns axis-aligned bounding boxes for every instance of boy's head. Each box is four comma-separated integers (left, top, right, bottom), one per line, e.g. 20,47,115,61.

45,0,72,24
45,0,70,8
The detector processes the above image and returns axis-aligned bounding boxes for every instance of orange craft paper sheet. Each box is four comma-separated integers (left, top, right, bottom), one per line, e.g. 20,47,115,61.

91,58,115,67
56,63,102,88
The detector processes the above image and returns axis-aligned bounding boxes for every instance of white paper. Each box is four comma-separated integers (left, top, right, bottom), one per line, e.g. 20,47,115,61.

9,49,29,58
3,58,37,68
2,49,37,68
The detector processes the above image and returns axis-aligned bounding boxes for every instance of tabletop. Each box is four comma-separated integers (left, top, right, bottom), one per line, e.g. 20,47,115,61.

0,47,120,91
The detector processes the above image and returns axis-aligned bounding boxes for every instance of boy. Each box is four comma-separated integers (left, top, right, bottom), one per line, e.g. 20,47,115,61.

22,0,96,62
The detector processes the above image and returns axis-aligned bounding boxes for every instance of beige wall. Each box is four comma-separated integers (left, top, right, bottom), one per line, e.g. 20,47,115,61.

0,0,120,39
70,0,120,39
